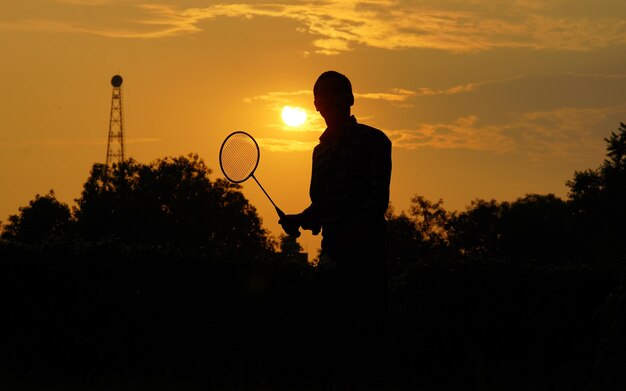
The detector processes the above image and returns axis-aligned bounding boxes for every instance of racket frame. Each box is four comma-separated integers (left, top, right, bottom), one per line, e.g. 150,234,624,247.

219,131,286,219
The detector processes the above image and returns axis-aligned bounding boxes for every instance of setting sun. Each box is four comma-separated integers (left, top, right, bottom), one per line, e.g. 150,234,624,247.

281,106,307,127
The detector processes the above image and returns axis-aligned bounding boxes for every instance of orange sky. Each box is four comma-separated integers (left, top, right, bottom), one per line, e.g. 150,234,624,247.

2,0,626,257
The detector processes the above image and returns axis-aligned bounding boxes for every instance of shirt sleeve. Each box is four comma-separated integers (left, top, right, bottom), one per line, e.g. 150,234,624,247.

301,145,323,230
362,132,392,219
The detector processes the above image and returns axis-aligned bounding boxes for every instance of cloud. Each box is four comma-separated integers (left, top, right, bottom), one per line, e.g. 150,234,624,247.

155,1,626,53
415,75,525,96
3,1,626,53
271,113,326,133
255,137,318,152
248,72,626,149
511,105,626,163
415,72,626,97
54,0,112,5
244,90,325,132
246,86,420,131
0,137,160,147
248,87,417,104
0,2,201,38
355,88,416,101
388,104,626,164
244,90,311,105
388,115,514,152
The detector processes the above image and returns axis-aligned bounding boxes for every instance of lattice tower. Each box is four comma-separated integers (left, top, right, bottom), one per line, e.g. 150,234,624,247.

106,74,125,166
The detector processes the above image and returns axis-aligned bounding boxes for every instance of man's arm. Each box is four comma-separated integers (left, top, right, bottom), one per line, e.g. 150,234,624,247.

279,204,322,236
358,131,392,220
299,204,322,234
279,143,324,236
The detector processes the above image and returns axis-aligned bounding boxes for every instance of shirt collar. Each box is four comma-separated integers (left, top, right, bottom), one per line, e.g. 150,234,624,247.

319,115,358,144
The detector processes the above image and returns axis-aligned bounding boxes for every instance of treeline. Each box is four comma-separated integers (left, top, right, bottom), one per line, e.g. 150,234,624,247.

1,154,275,258
386,124,626,269
0,124,625,390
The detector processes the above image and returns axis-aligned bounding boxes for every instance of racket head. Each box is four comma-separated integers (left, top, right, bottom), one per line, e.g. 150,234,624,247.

219,131,260,183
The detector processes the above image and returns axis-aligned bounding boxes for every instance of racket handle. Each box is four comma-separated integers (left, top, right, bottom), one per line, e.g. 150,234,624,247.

275,207,300,238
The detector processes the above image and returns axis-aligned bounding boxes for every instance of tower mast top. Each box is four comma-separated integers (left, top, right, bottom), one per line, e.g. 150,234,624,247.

111,74,123,87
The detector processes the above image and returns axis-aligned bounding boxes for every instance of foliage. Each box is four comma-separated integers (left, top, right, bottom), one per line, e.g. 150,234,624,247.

278,233,304,254
385,197,453,271
567,122,626,261
605,122,626,169
72,154,274,256
386,123,626,266
408,195,451,247
448,198,504,257
389,193,575,264
0,190,71,243
499,193,573,262
385,205,421,269
1,154,275,259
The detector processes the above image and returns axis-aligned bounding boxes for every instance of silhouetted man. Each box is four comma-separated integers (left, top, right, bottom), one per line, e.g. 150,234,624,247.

280,71,392,339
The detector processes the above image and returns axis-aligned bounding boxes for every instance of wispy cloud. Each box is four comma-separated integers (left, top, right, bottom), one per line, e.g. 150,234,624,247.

415,72,626,97
0,137,160,147
3,1,625,53
247,87,429,145
388,115,514,152
244,90,311,105
246,86,419,131
54,0,112,5
244,90,324,132
356,88,416,101
389,104,626,164
256,137,318,152
511,105,626,163
248,87,418,104
248,71,626,149
249,73,626,111
415,75,525,96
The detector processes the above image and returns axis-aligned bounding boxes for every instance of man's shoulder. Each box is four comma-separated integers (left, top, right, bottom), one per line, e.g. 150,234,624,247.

356,123,391,147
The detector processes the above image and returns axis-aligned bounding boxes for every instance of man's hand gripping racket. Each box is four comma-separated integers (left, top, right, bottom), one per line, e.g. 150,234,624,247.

219,131,301,237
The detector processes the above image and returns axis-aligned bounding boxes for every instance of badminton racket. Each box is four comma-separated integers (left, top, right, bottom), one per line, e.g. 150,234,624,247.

219,131,286,220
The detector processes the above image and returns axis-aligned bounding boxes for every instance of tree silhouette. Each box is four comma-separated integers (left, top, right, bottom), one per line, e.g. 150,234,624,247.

386,196,452,270
605,123,626,169
408,195,451,249
567,122,626,261
73,154,273,255
499,193,571,262
385,205,421,270
1,190,71,243
448,194,573,262
449,199,505,258
279,234,303,254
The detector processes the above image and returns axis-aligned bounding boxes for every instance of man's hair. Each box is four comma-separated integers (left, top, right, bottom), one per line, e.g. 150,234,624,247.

314,71,352,96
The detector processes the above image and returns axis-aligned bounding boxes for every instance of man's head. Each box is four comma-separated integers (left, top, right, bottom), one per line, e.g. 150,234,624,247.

314,71,354,128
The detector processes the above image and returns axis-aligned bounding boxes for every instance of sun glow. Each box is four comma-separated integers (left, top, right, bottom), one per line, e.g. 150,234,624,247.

281,106,307,127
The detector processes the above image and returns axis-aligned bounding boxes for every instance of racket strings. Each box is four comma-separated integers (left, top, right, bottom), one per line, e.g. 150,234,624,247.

220,133,260,182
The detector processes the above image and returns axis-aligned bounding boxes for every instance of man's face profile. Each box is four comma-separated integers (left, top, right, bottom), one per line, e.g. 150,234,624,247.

314,77,353,124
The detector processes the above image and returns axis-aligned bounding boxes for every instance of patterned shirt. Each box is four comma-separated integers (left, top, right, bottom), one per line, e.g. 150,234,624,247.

303,116,392,257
